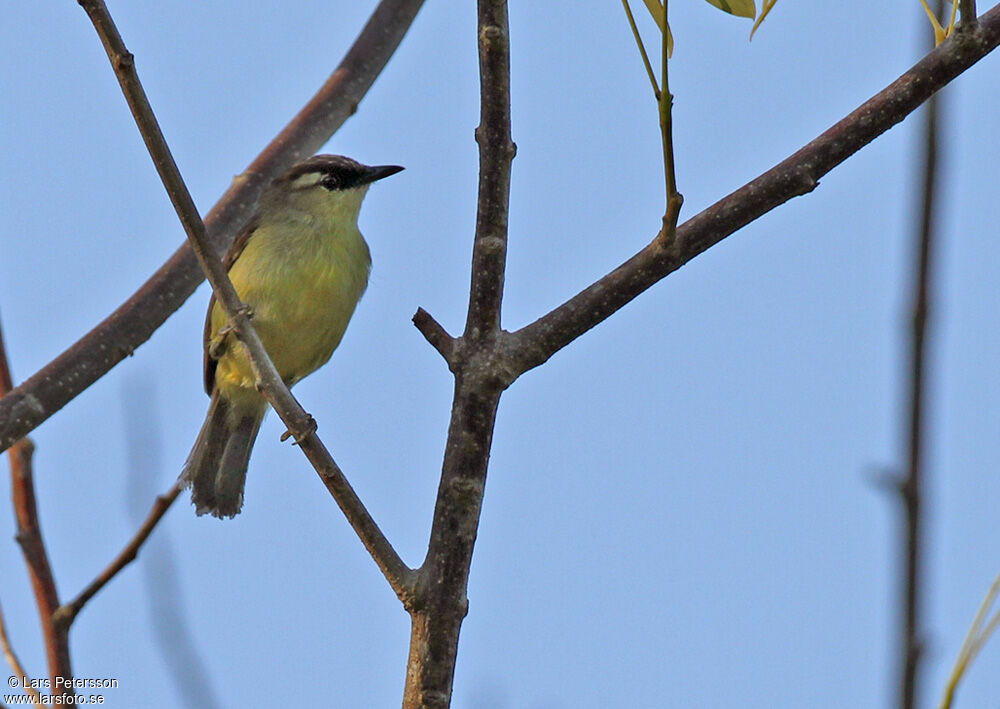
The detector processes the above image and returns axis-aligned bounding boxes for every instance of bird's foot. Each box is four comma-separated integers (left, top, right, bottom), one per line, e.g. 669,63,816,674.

280,414,317,446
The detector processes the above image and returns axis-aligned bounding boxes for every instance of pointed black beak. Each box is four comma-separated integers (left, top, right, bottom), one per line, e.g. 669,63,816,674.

361,164,405,185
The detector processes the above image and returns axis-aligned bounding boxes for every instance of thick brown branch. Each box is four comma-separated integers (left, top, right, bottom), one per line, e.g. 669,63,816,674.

508,5,1000,374
78,0,414,602
960,0,978,27
402,2,515,706
0,0,425,454
53,482,182,630
464,3,515,342
0,320,72,695
404,378,503,709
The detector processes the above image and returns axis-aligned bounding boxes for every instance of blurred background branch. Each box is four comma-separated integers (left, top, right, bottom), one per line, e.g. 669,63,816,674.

896,3,946,707
121,379,221,709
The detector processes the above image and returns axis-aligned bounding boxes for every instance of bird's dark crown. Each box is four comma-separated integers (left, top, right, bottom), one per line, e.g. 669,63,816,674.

279,155,371,192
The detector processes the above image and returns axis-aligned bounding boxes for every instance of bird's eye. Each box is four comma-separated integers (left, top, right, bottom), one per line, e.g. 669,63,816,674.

320,174,341,191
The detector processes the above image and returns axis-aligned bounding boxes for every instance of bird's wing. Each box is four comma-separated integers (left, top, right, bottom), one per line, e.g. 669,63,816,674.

203,216,259,395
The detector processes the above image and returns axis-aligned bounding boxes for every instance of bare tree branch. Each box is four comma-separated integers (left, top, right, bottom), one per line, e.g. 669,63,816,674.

463,7,516,343
403,1,515,706
3,4,999,707
657,0,683,238
0,597,44,705
506,5,1000,375
398,5,1000,707
898,2,947,706
960,0,978,27
413,308,458,367
0,319,72,697
0,0,425,454
76,0,415,601
53,482,182,630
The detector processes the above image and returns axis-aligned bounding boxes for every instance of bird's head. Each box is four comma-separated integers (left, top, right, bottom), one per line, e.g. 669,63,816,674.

262,154,404,224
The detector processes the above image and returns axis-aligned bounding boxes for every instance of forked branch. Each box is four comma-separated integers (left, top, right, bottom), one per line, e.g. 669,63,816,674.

507,5,1000,375
402,1,516,706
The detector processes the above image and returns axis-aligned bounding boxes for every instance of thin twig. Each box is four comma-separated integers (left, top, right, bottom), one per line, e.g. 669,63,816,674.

898,4,946,706
412,308,457,366
0,597,44,704
506,5,1000,376
402,1,515,706
0,0,425,454
0,317,73,696
622,0,660,98
657,0,683,239
78,0,414,602
53,482,182,630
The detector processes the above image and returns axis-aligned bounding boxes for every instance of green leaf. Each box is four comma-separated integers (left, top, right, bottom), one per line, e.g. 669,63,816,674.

642,0,664,30
704,0,756,20
641,0,674,56
750,0,777,38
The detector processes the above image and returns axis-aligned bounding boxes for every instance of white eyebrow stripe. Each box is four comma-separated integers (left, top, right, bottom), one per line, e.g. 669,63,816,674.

290,172,324,189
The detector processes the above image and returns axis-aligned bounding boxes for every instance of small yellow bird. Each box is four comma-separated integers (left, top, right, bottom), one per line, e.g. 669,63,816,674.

181,155,403,518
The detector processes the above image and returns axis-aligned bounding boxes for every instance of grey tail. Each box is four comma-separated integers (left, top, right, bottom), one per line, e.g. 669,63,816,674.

180,392,263,519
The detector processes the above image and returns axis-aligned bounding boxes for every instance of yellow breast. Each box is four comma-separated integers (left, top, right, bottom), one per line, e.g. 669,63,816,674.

210,212,371,397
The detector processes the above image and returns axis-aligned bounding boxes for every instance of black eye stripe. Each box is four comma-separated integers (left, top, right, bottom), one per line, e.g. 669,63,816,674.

280,155,368,192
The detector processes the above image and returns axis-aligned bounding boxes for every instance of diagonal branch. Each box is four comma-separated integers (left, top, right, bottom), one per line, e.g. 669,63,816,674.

507,4,1000,375
0,318,73,695
413,308,457,367
52,482,182,630
621,0,659,97
78,0,415,602
0,0,425,454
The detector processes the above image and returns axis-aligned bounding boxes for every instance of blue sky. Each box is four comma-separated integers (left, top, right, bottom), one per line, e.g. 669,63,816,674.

2,2,999,707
